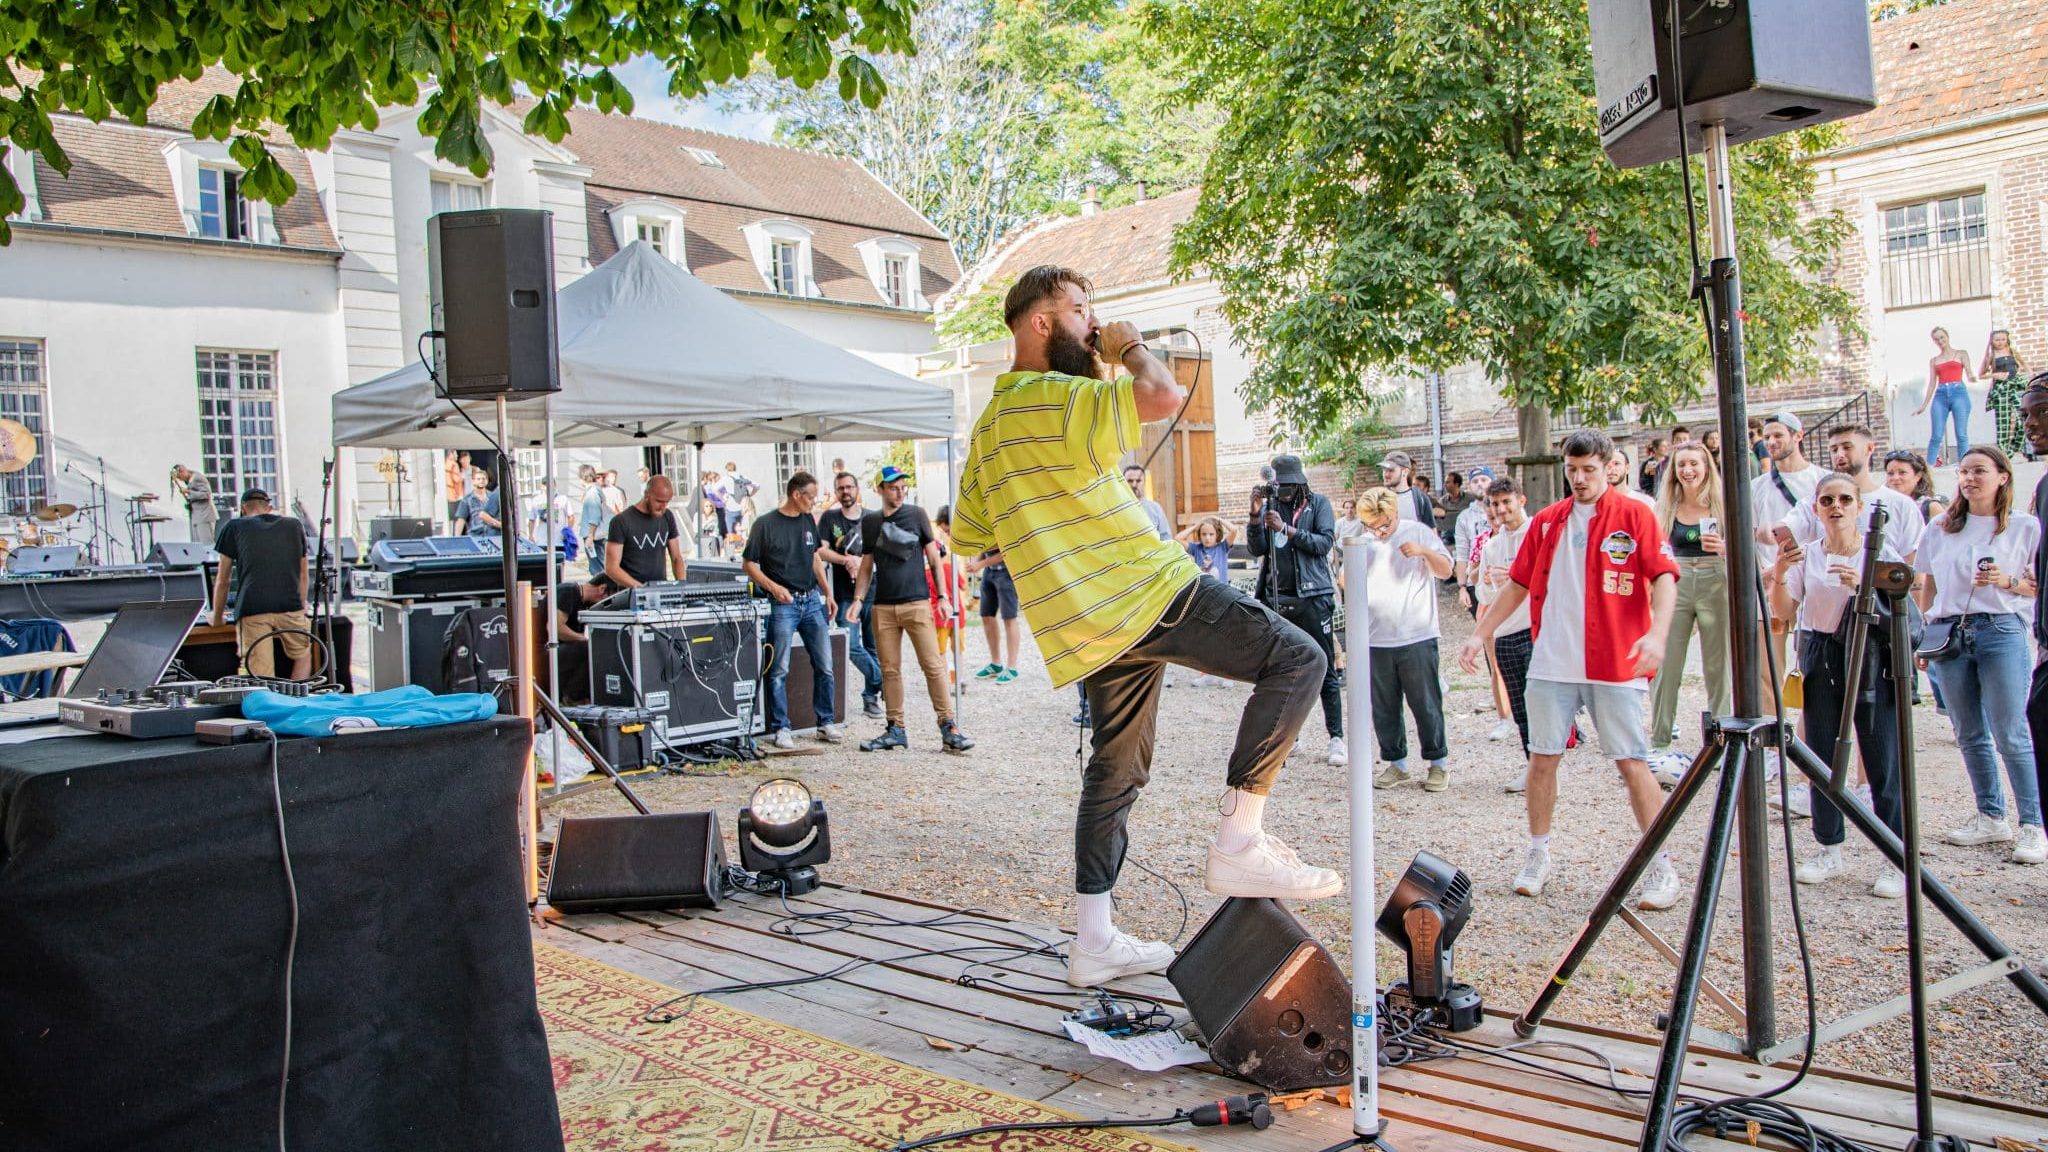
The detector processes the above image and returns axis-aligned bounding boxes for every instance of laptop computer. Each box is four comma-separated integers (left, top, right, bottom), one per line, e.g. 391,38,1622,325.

0,599,205,726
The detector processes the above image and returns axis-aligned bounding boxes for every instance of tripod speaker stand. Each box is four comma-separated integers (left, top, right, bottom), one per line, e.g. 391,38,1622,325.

1510,122,2048,1152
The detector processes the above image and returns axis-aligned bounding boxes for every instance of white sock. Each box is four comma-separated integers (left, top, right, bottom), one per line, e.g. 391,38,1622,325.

1530,833,1551,852
1076,892,1114,952
1216,789,1267,854
1654,850,1673,871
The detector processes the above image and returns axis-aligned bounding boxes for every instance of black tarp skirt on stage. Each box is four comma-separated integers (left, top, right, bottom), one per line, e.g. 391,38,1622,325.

0,719,563,1152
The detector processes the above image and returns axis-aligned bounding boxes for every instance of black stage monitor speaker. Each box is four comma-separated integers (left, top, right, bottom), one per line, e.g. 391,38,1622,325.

428,208,561,398
1590,0,1875,169
7,545,82,575
1166,897,1353,1094
370,516,433,545
146,541,212,569
547,811,728,913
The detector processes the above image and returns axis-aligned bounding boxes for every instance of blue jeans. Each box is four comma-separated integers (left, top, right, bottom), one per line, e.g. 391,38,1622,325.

842,598,883,701
1927,383,1970,463
1930,613,2043,827
764,591,835,732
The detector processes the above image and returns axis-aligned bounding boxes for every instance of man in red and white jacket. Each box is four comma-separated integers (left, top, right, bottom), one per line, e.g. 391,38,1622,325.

1460,430,1683,909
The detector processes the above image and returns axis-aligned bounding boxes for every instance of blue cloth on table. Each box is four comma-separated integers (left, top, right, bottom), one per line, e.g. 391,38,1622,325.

239,685,501,737
0,618,74,700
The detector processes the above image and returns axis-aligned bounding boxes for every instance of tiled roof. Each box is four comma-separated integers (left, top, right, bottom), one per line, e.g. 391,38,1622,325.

955,188,1200,305
585,184,959,308
29,117,338,251
1847,0,2048,147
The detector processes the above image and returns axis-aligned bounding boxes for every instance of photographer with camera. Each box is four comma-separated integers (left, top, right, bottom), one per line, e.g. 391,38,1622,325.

1247,455,1346,765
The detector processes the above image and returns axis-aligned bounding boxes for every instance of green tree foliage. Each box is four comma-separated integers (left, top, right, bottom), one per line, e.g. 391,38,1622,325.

724,0,1218,270
935,276,1015,346
1157,0,1857,437
0,0,916,242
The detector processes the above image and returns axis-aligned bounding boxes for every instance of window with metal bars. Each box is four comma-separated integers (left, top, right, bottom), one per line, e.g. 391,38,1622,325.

1881,192,1989,308
195,350,281,515
0,340,53,517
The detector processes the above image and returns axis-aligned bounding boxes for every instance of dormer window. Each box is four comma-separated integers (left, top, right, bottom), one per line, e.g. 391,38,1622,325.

682,146,725,168
637,219,672,260
883,255,910,307
741,220,817,296
607,198,689,268
197,166,249,240
854,236,925,309
770,240,801,294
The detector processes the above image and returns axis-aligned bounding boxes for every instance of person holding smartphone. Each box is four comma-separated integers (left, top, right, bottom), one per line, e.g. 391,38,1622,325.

1914,446,2045,865
1647,441,1730,780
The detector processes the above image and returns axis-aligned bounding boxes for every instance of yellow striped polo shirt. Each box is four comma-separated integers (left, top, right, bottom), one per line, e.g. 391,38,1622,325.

950,370,1199,688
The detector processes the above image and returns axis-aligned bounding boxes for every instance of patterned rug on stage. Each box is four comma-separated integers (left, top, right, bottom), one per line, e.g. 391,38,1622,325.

536,942,1196,1152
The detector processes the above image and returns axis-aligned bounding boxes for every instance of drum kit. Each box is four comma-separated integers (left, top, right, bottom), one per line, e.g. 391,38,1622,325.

0,420,173,567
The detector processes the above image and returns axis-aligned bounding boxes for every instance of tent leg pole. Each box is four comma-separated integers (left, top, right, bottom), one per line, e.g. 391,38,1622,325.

543,399,563,797
946,436,962,721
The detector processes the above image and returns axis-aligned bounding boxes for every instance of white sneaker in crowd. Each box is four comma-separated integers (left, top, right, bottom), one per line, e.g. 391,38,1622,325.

771,727,796,750
1649,751,1689,789
1513,845,1553,897
1946,812,2015,847
1327,737,1348,766
1794,845,1843,885
1637,859,1683,911
2013,824,2048,865
1769,780,1811,820
1504,768,1527,794
1487,718,1518,742
1851,783,1873,812
1206,833,1344,900
817,723,845,744
1065,929,1175,987
1870,867,1907,900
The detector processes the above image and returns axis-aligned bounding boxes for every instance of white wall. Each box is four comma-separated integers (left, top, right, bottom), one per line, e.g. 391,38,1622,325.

0,234,345,548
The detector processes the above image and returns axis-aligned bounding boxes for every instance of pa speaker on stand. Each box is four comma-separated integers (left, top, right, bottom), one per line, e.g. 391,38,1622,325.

427,208,562,398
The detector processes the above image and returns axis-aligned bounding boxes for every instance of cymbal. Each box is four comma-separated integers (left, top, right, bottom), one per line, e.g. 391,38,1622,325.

0,420,36,475
134,513,173,525
128,492,160,503
34,503,78,522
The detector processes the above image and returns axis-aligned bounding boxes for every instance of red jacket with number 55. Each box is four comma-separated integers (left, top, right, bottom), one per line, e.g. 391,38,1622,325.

1509,486,1678,684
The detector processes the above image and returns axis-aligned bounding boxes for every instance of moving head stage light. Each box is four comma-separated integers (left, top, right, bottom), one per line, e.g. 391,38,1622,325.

1377,851,1483,1032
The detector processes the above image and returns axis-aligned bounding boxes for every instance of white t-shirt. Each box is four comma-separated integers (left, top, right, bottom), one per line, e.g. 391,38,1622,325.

1363,520,1449,649
1783,482,1924,561
1477,520,1533,635
1783,544,1863,634
1529,501,1624,685
1625,489,1657,509
1914,512,2040,625
1751,463,1823,568
1392,487,1424,523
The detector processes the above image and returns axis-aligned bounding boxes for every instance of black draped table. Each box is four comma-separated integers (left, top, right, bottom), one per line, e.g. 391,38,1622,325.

0,569,207,621
0,720,563,1152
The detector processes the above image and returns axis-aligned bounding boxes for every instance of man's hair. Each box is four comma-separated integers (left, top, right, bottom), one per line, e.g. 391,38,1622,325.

1447,471,1464,485
1487,476,1523,499
935,504,951,525
472,468,495,490
834,471,858,485
1003,266,1094,327
786,471,817,496
1830,422,1875,442
1562,429,1614,460
1358,487,1399,523
1123,463,1144,476
1670,425,1690,437
1647,437,1666,452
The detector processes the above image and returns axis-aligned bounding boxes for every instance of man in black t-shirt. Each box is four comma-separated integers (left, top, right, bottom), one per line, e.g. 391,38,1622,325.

742,471,842,747
552,577,612,706
849,466,972,753
604,475,689,588
817,471,883,717
208,488,311,679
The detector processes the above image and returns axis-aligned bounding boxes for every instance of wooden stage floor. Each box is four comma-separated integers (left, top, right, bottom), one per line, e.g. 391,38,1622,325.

538,883,2047,1152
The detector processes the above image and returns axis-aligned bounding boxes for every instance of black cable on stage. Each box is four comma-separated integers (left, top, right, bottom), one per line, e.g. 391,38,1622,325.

889,1109,1199,1152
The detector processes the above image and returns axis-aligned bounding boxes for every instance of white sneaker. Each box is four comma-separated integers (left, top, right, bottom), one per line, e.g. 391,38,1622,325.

817,723,845,744
1794,845,1843,885
1870,867,1907,899
1487,718,1518,742
1327,737,1348,766
1513,845,1553,897
2013,824,2047,865
1505,768,1527,794
1637,860,1683,911
1206,833,1343,900
1769,780,1811,819
771,728,795,750
1065,929,1175,987
1851,783,1873,812
1649,751,1689,789
1947,812,2015,846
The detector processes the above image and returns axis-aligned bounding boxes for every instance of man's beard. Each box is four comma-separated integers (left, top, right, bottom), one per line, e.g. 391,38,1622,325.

1046,328,1099,377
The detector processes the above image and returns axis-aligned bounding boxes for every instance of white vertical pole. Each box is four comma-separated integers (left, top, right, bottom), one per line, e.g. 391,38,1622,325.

1343,535,1383,1139
543,399,566,796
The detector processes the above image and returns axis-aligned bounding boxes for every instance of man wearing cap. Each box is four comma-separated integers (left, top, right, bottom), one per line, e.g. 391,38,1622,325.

209,488,312,680
850,465,973,753
1380,451,1437,529
954,265,1340,989
1452,469,1494,618
1248,453,1346,766
1749,411,1824,812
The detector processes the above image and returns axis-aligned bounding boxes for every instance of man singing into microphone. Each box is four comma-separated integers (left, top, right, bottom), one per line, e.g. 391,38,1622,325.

951,266,1340,988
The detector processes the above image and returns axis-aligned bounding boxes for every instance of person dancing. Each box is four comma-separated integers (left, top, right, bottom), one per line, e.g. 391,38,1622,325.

951,266,1340,987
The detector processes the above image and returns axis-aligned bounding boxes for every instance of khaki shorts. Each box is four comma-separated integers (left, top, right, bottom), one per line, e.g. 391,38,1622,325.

237,610,312,677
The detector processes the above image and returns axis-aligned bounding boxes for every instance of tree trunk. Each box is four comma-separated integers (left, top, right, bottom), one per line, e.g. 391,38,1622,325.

1511,402,1558,507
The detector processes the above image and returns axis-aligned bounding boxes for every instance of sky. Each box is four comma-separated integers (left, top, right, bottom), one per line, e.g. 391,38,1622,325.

613,56,778,141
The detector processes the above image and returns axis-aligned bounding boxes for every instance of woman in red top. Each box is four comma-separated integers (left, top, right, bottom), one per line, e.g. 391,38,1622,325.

1914,326,1977,466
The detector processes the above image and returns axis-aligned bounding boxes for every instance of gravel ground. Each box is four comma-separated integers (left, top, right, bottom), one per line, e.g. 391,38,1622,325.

551,588,2048,1107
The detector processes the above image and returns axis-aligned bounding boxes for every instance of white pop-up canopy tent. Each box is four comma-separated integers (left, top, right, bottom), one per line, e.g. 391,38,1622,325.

330,240,956,450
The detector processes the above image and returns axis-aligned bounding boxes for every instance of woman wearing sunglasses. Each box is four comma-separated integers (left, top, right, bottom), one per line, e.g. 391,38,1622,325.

1768,475,1908,896
1914,446,2046,864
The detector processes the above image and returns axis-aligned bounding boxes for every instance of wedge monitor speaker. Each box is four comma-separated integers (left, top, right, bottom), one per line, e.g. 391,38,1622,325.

1166,897,1353,1094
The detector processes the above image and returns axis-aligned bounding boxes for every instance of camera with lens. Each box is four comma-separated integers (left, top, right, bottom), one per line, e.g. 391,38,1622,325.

1251,483,1275,501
